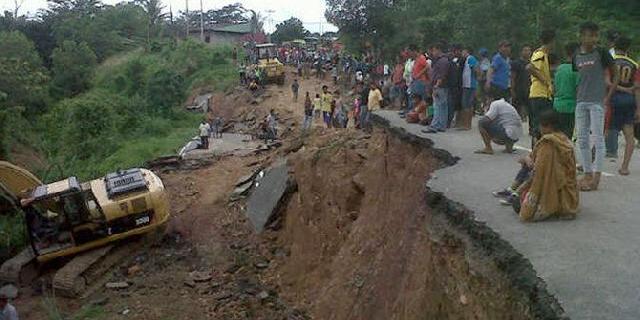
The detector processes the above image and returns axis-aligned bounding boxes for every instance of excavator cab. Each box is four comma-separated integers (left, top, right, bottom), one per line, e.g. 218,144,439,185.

21,177,106,257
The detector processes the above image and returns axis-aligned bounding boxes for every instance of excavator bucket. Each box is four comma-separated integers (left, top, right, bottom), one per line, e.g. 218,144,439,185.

0,161,42,201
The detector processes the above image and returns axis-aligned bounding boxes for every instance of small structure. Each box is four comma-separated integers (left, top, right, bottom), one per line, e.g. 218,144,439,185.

188,23,252,45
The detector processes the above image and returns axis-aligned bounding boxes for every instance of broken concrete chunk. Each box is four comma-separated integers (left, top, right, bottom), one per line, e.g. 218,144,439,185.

236,174,256,187
230,180,254,201
105,282,130,290
191,271,212,283
257,291,269,300
245,160,297,233
183,279,196,288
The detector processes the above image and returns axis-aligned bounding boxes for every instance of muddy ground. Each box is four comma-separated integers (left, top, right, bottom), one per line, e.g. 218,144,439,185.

15,70,560,319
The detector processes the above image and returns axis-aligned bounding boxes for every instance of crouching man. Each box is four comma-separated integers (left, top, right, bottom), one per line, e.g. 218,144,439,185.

475,90,523,154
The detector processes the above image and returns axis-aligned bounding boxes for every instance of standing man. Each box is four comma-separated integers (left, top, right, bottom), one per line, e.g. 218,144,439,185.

391,56,406,109
403,51,415,114
406,44,430,117
0,294,18,320
608,36,638,176
362,82,383,129
477,48,491,112
358,82,370,129
291,79,300,102
321,85,333,128
459,47,479,130
528,30,556,146
485,41,512,100
448,44,464,128
199,120,210,149
303,92,313,130
573,22,619,191
423,41,450,133
511,45,533,120
553,42,581,139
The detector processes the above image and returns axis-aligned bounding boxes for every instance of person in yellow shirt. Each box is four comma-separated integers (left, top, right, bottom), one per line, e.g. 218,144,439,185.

321,85,333,128
527,30,556,146
368,82,383,111
361,82,383,130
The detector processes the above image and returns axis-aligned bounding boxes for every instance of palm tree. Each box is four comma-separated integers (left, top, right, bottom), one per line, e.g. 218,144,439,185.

134,0,167,49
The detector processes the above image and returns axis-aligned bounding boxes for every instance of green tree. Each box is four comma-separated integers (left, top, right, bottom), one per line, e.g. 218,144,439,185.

326,0,640,59
134,0,167,48
271,17,309,44
0,31,49,113
51,40,97,98
145,68,184,115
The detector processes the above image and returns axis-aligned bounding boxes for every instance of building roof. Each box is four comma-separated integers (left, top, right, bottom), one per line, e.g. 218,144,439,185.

189,23,252,34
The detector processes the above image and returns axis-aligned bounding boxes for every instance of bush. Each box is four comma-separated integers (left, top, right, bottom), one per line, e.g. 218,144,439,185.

145,67,185,115
41,89,128,164
51,40,98,98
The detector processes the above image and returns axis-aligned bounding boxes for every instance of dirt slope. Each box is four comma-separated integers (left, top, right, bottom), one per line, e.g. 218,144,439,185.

14,70,548,319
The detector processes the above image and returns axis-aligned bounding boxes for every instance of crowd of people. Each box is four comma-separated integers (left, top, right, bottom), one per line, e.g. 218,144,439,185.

287,21,638,222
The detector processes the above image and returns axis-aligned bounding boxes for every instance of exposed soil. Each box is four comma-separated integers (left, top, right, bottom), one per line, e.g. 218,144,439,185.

13,69,563,319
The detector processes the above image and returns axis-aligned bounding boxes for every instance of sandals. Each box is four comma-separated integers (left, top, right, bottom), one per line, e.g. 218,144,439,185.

578,176,593,192
474,149,494,155
618,168,630,176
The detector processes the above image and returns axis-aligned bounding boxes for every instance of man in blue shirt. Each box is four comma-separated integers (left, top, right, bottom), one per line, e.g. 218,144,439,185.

485,40,512,100
458,46,479,130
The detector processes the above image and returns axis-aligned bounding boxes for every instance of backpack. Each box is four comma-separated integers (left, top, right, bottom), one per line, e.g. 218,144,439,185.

446,56,464,88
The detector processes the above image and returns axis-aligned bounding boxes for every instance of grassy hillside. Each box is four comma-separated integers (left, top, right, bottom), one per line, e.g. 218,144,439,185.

1,40,237,261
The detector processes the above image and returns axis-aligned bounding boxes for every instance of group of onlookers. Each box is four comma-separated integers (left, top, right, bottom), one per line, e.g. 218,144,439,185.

295,80,383,131
340,21,639,222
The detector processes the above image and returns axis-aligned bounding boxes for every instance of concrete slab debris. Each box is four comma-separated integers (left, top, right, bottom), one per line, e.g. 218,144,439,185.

245,160,296,232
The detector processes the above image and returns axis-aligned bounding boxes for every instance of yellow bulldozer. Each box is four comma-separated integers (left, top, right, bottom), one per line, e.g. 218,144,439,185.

0,161,170,297
255,43,285,85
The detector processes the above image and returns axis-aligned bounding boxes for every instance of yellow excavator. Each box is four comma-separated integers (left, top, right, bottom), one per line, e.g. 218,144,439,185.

255,43,286,85
0,161,170,297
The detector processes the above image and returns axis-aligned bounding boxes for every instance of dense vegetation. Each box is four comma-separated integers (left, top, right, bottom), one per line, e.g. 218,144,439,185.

325,0,639,58
0,0,239,261
0,0,238,179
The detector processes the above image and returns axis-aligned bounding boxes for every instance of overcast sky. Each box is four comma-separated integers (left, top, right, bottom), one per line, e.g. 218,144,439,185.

0,0,338,33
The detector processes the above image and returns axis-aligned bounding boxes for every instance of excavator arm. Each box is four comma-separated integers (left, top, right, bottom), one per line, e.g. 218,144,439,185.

0,161,42,284
0,161,42,205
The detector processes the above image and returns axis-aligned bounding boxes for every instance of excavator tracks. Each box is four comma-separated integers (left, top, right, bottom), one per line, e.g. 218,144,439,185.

0,247,38,284
52,239,146,298
52,245,114,297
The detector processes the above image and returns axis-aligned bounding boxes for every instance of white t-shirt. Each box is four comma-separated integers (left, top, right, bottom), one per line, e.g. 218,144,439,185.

1,304,19,320
383,64,390,76
485,99,523,140
199,123,210,136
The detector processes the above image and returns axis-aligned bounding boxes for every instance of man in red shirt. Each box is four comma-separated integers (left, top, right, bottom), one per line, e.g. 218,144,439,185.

405,44,430,116
391,56,406,109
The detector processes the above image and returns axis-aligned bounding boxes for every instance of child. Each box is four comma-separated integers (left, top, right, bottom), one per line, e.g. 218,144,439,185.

291,79,300,102
213,117,224,138
313,93,322,120
333,90,347,128
303,92,313,130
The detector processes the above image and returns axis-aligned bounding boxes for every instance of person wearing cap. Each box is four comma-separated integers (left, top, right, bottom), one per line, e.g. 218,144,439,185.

0,294,19,320
485,40,512,100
